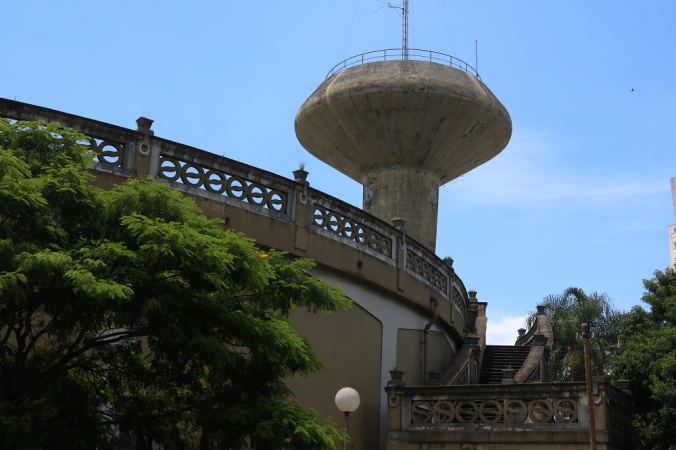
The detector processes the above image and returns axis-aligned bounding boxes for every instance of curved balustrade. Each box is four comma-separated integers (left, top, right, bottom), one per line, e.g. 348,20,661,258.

310,201,394,260
85,137,126,169
451,287,466,321
0,97,465,305
157,154,289,217
405,238,451,299
326,48,481,80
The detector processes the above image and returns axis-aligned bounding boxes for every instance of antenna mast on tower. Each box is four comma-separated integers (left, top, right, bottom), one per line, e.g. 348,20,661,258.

386,0,410,60
402,0,409,59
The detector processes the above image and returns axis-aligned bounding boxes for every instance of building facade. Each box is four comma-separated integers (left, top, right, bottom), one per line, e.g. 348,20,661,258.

1,50,633,449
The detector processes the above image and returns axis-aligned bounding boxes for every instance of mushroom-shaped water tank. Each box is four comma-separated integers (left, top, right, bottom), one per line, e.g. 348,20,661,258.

295,58,511,251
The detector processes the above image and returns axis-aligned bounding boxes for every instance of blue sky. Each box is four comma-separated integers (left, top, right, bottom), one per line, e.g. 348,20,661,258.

3,1,675,343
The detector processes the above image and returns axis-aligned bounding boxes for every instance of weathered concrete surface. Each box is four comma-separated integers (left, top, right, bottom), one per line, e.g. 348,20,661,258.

365,167,440,250
515,345,545,383
385,381,634,450
295,60,512,250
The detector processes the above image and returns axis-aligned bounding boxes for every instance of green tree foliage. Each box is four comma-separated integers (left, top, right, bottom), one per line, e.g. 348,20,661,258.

531,287,622,382
0,119,351,449
613,268,676,450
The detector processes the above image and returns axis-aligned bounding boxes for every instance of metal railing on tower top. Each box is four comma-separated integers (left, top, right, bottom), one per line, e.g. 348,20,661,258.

326,49,481,80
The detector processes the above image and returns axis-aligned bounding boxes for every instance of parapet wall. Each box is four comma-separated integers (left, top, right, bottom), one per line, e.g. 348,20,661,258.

0,97,476,342
385,379,634,450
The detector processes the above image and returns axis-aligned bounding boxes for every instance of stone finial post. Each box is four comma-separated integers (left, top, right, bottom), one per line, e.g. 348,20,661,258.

501,368,516,384
136,117,154,135
135,117,155,158
292,169,309,183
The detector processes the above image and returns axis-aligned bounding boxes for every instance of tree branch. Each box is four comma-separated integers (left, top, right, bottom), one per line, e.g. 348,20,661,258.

59,312,101,364
22,327,48,358
57,329,151,366
96,405,193,425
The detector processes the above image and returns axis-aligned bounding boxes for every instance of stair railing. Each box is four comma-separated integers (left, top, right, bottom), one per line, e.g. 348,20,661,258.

440,337,481,386
514,308,553,383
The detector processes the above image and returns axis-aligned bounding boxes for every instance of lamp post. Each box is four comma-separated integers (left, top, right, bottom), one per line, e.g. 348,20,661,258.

582,324,597,450
335,387,360,450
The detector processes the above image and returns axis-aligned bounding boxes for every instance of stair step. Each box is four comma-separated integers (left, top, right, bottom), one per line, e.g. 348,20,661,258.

478,345,532,385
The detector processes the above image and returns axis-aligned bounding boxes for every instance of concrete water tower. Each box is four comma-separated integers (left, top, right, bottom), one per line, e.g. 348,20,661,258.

295,21,511,252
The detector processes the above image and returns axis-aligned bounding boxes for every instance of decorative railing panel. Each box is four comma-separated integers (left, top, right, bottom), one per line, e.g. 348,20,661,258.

310,202,394,259
388,381,634,447
452,287,466,320
157,154,288,215
411,397,578,425
388,383,594,434
86,137,125,168
0,98,135,176
405,241,449,298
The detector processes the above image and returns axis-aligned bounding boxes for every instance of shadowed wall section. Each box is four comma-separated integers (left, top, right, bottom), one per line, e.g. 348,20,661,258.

396,329,454,387
287,302,382,450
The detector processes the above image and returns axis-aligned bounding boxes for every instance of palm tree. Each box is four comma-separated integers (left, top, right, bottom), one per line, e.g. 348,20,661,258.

530,287,623,382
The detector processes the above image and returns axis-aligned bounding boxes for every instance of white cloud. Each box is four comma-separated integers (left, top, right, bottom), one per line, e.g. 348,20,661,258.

486,315,529,346
441,128,665,210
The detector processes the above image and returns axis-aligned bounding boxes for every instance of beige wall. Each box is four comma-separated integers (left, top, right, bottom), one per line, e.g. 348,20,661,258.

287,302,382,450
396,329,454,386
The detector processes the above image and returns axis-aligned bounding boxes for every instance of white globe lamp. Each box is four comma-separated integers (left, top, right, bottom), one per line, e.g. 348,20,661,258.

335,387,360,413
335,387,360,450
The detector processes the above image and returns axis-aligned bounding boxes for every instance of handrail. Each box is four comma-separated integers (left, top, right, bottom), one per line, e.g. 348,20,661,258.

515,345,549,383
513,311,554,383
326,48,481,80
441,345,479,386
516,309,553,348
515,318,538,346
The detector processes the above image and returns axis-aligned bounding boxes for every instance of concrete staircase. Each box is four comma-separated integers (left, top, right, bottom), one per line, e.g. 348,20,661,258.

478,345,531,384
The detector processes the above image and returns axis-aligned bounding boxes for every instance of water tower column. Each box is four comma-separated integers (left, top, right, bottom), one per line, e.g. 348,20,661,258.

363,168,440,251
